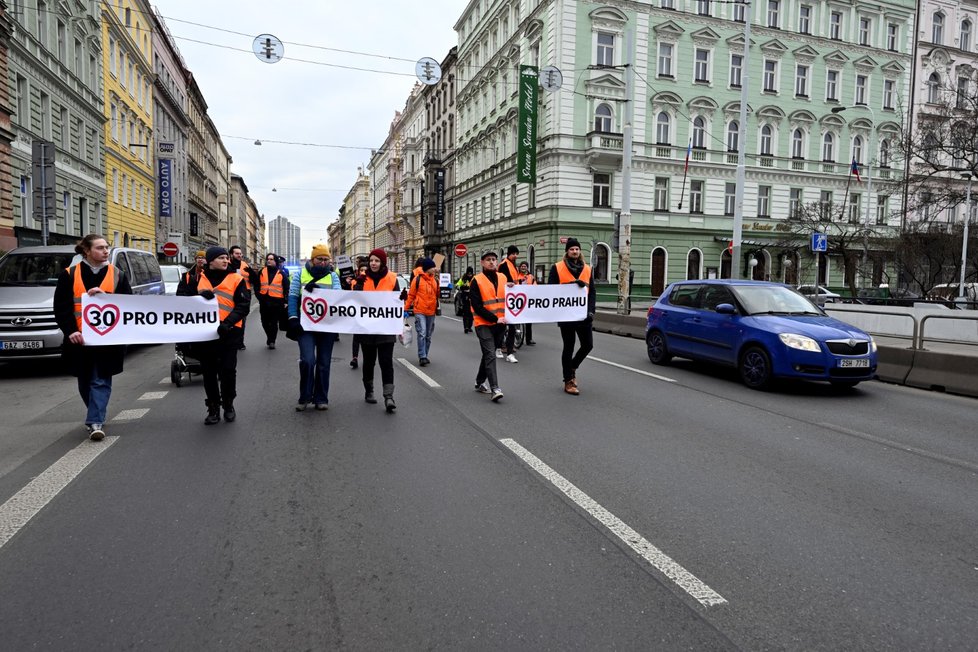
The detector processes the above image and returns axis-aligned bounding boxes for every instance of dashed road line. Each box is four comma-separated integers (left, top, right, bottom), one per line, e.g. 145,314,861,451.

500,438,727,607
138,391,168,401
397,357,441,388
0,437,119,550
159,377,170,384
111,408,150,422
590,356,677,383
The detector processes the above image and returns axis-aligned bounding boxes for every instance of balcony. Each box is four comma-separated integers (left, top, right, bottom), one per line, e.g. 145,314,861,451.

584,130,624,166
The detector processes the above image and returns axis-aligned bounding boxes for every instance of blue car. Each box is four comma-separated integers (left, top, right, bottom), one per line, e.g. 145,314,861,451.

645,280,878,390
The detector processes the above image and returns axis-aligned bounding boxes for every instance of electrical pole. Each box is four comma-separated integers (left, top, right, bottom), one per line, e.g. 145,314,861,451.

960,173,973,302
732,1,752,279
617,28,634,315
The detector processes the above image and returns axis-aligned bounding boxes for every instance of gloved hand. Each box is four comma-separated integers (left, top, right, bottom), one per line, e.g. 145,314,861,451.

574,280,587,288
304,281,319,293
217,321,233,337
398,289,408,301
435,306,442,316
356,274,366,284
586,311,595,321
198,289,215,300
285,318,302,341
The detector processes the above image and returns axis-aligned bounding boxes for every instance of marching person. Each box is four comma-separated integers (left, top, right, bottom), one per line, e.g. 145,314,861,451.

185,250,206,284
354,248,406,413
548,238,596,395
349,261,368,369
286,244,340,412
228,245,258,350
405,257,440,366
53,234,133,441
257,252,289,349
455,267,475,334
178,246,251,424
470,251,506,402
498,244,522,363
518,261,536,346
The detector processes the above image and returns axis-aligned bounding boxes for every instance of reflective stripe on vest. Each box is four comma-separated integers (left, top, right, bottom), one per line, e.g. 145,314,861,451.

556,261,592,285
199,274,243,328
361,272,397,292
259,268,284,298
70,264,119,331
471,273,506,328
299,268,338,289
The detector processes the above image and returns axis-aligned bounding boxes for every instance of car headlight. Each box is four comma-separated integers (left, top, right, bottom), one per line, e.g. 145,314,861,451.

870,338,877,353
779,333,822,352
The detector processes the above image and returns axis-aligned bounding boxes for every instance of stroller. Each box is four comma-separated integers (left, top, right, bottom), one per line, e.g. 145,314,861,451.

170,343,203,387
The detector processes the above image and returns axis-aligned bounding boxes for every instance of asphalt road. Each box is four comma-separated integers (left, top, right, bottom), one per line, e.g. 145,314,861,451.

1,310,976,650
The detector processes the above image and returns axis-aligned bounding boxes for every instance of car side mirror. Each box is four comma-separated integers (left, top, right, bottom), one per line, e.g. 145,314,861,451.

715,303,737,315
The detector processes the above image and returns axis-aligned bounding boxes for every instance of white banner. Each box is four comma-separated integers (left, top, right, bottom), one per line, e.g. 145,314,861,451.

80,294,219,345
299,288,403,335
504,284,587,323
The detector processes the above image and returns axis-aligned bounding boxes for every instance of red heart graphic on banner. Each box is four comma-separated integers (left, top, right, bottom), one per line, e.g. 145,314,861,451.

83,303,121,336
302,297,329,323
509,292,528,317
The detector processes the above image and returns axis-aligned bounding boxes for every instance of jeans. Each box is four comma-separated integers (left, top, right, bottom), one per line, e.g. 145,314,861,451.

415,314,436,359
559,320,594,381
78,363,113,425
298,331,335,404
475,324,503,389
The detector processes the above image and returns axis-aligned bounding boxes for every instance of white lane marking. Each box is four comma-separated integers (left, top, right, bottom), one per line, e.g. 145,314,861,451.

159,377,170,384
500,438,727,607
138,391,168,401
396,358,441,388
111,408,150,422
0,437,119,550
590,356,677,383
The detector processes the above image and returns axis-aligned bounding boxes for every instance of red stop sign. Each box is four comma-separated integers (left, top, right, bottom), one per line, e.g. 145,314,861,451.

162,242,179,257
454,243,467,257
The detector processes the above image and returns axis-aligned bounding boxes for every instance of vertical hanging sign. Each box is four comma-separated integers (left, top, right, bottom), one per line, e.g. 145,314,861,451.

517,65,539,184
158,158,172,219
435,168,445,232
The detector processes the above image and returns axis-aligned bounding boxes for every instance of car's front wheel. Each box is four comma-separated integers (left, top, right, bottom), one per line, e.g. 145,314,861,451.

647,330,671,365
739,346,772,390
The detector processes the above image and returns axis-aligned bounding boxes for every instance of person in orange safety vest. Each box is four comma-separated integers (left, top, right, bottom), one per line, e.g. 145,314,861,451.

469,251,507,402
256,252,290,349
548,238,596,395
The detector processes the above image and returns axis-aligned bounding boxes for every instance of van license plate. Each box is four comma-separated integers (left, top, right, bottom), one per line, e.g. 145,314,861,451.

1,341,43,350
838,358,869,368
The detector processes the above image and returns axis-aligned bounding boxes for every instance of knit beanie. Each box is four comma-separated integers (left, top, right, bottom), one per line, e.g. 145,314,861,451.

310,244,331,260
195,250,206,259
420,257,437,271
369,248,388,267
205,246,228,263
565,237,581,252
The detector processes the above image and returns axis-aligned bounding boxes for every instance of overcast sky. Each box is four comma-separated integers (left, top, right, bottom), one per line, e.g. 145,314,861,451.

151,1,465,257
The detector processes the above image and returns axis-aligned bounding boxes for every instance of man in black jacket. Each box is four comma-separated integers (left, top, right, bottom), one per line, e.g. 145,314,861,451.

548,238,597,395
469,251,507,402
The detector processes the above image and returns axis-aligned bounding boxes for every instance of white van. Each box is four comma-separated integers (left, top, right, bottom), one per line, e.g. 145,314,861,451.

0,245,164,361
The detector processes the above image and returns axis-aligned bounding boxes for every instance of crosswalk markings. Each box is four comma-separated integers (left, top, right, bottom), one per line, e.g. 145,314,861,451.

138,392,168,401
111,408,151,422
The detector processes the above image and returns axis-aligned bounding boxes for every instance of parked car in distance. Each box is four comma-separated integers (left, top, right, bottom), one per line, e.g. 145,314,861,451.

646,280,878,390
161,264,188,295
856,286,921,307
0,245,164,361
797,285,842,304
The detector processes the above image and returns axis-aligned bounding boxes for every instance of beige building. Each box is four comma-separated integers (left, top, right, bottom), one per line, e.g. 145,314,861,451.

342,167,372,259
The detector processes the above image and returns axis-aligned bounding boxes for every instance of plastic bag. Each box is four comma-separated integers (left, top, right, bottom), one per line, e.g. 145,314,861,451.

399,320,414,347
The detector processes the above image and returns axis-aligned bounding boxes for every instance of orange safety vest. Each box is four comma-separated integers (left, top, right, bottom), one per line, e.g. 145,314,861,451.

235,261,251,290
501,258,523,283
471,273,506,328
555,260,592,285
258,268,284,298
361,272,398,292
198,273,244,328
521,273,536,285
70,264,119,331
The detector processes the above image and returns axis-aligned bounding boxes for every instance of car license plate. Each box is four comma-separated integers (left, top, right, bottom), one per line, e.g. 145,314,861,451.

0,340,43,350
838,358,869,368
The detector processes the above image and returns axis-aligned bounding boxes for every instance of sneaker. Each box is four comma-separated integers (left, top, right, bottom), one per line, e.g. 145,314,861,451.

315,403,328,411
295,401,309,412
505,353,519,363
495,348,504,358
89,424,105,441
474,382,491,394
490,387,504,402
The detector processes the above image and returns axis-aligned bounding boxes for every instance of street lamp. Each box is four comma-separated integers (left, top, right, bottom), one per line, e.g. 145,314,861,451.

959,172,973,302
831,105,876,287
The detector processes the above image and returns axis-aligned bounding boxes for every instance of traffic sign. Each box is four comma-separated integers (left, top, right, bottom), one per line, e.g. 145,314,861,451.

454,243,467,257
162,242,179,257
811,232,828,252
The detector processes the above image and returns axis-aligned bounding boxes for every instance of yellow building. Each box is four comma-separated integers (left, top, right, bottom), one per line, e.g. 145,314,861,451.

101,0,155,251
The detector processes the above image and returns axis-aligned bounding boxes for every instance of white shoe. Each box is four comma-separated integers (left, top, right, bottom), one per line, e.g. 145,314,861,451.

505,353,518,363
495,349,504,358
89,424,105,441
474,382,490,394
491,387,504,402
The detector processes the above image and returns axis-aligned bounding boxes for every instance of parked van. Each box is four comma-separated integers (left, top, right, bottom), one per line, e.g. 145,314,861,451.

926,283,978,307
0,245,164,361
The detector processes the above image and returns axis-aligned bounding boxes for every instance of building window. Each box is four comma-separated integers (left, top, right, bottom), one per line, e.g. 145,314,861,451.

60,107,69,151
727,121,739,152
859,17,871,46
760,125,773,156
692,116,706,148
958,77,969,109
654,177,670,211
962,20,973,52
596,32,615,66
830,11,843,40
16,75,28,123
877,195,890,224
57,21,66,62
799,5,812,34
927,72,941,104
887,23,899,51
789,188,803,218
687,250,702,280
879,139,891,167
594,103,613,132
883,79,895,109
697,0,711,17
820,190,834,219
694,49,710,82
724,182,736,216
661,0,675,8
37,0,47,46
763,60,777,92
767,0,780,28
593,173,611,207
689,180,704,213
757,186,771,217
933,12,945,44
730,54,743,87
792,128,805,158
656,112,671,144
732,2,745,22
848,193,862,223
826,69,839,101
40,92,51,139
822,132,835,161
855,74,868,105
795,65,809,97
658,43,673,77
852,135,864,164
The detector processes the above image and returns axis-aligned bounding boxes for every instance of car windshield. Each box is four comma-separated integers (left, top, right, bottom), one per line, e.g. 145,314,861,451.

161,267,183,283
734,285,822,315
0,252,76,287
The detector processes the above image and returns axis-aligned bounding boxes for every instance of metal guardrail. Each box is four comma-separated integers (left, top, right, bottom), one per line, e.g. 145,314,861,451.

827,306,978,350
824,307,919,346
918,313,978,350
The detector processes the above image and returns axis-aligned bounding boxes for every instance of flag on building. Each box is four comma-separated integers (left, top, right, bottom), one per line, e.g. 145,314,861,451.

684,139,693,173
850,158,862,183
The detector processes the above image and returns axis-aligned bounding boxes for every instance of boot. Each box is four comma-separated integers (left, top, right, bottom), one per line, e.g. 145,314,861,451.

363,380,377,404
383,383,396,413
223,401,236,422
204,401,221,425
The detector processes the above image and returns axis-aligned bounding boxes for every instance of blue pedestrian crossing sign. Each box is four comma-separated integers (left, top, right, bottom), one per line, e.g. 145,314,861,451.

811,232,828,252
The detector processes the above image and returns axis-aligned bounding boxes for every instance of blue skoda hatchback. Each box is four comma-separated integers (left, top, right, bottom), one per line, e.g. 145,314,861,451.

646,280,878,390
